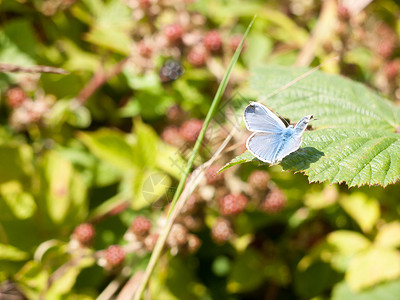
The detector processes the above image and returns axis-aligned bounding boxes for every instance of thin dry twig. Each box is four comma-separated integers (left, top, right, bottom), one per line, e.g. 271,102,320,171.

127,128,236,300
295,0,337,67
116,271,144,300
76,57,129,104
261,56,339,102
0,63,69,74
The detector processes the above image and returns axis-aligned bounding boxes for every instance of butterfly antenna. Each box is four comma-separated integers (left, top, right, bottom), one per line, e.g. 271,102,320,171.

260,56,339,101
275,111,290,126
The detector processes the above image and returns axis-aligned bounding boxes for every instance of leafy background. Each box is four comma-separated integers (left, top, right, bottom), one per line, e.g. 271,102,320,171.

2,0,400,299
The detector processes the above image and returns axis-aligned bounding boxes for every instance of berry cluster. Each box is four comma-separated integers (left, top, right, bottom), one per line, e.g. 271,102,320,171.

6,87,53,131
162,106,204,146
72,223,96,246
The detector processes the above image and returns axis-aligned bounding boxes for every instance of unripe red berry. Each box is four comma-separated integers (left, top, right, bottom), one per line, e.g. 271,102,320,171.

180,119,203,143
248,170,270,190
181,215,203,231
187,234,201,253
181,194,199,215
138,0,151,8
164,24,183,43
219,193,247,216
261,188,286,214
6,87,26,108
187,47,208,67
73,223,95,245
205,164,225,185
167,224,188,247
203,31,222,52
211,218,233,244
161,126,185,147
230,35,245,52
385,60,400,80
131,216,152,237
166,104,185,123
377,40,395,59
105,245,125,266
137,41,153,58
144,233,159,251
337,4,350,20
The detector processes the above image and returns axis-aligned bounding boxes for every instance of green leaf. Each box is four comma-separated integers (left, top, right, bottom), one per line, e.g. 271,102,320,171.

133,119,158,168
251,65,400,131
281,129,400,187
295,261,340,298
223,66,400,187
326,230,371,272
0,181,36,220
0,144,32,184
346,247,400,291
44,151,73,224
218,151,257,173
0,243,29,261
227,248,265,293
374,222,400,249
339,193,380,233
332,279,400,300
79,129,135,170
327,231,371,255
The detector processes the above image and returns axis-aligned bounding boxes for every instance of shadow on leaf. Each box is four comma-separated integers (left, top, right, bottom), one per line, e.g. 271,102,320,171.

280,147,324,171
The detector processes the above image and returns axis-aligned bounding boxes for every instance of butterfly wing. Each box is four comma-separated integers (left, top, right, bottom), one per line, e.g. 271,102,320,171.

246,132,283,163
294,115,313,135
273,134,302,163
243,102,286,133
274,115,314,162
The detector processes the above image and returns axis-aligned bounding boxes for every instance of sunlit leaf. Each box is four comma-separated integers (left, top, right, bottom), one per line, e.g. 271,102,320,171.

346,247,400,292
374,222,400,249
339,193,380,233
223,66,400,187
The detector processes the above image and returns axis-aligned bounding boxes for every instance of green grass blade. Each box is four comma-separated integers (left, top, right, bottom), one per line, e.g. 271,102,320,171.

132,16,256,300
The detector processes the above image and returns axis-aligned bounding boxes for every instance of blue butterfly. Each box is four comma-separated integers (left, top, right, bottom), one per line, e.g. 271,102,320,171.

243,102,313,164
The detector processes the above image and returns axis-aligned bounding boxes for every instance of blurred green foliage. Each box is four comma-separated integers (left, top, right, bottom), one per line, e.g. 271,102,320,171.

1,0,400,299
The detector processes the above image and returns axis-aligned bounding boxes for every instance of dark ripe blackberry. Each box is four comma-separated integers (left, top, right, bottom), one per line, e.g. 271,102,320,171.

131,216,152,237
161,126,184,147
385,60,400,80
166,104,185,124
104,245,126,266
144,233,159,251
137,41,153,58
167,224,188,247
211,218,233,244
203,30,222,52
159,60,185,83
187,234,201,253
261,188,286,214
73,223,95,245
219,193,247,216
205,164,225,185
248,170,270,191
180,119,203,143
163,24,183,43
6,87,26,108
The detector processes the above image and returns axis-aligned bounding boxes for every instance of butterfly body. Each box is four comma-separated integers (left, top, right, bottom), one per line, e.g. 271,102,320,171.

243,102,313,164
